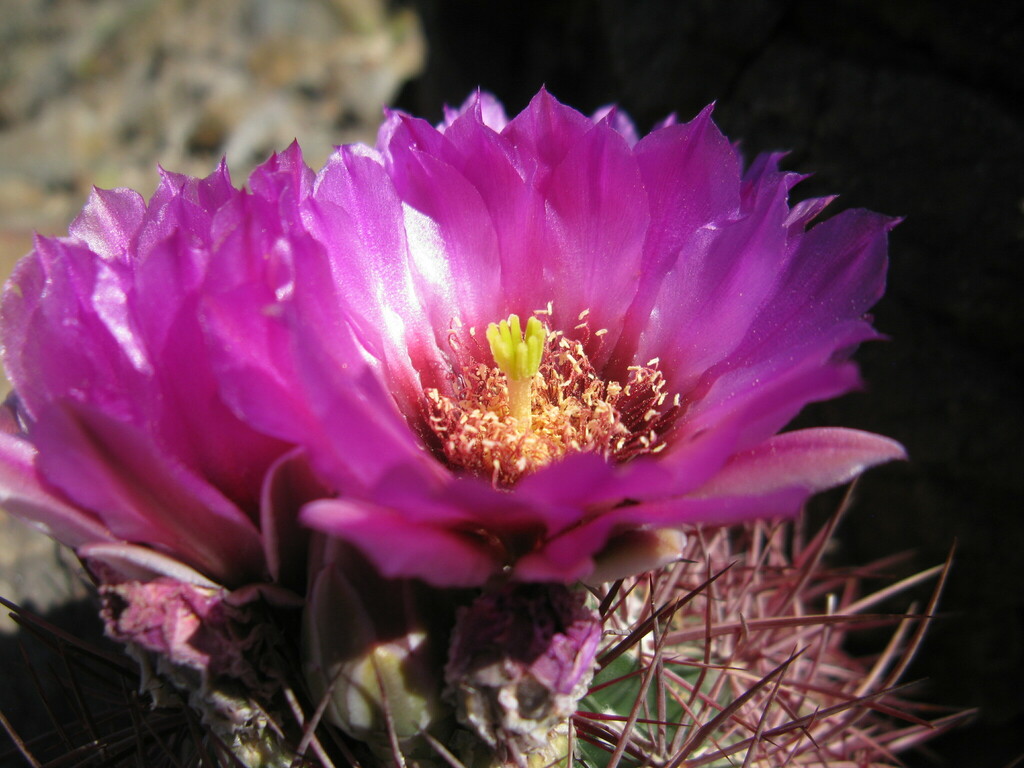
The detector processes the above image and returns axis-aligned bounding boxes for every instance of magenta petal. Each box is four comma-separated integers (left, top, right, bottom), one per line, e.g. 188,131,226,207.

442,90,510,132
140,163,236,258
514,487,809,583
33,402,264,585
432,112,555,322
612,106,743,368
202,281,316,444
385,142,503,329
684,328,876,451
259,448,325,586
309,145,443,398
472,91,511,131
0,432,114,547
416,472,577,536
633,175,791,388
131,232,285,508
149,161,236,218
785,195,838,229
616,487,810,530
68,187,146,263
607,417,749,502
514,453,622,528
725,208,897,368
80,543,219,587
513,507,643,583
694,427,907,497
206,188,436,495
592,105,640,147
502,88,597,182
301,499,502,587
312,147,410,295
620,357,870,505
1,240,151,421
248,141,315,206
0,87,904,592
201,207,317,446
633,106,741,271
541,120,649,357
286,249,441,492
360,468,577,538
740,151,809,216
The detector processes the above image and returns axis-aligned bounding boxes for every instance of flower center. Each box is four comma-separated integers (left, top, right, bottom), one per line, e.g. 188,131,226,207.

425,312,680,487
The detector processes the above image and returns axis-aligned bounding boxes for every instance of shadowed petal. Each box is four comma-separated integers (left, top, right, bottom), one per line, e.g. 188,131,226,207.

260,448,325,587
514,488,807,583
80,542,220,586
302,498,502,587
693,427,907,497
33,402,264,584
0,432,115,547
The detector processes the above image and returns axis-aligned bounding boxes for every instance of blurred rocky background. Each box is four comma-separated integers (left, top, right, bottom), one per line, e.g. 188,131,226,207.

2,0,1021,765
0,0,423,275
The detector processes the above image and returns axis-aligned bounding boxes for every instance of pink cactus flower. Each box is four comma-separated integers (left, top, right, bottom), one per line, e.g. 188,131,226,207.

0,88,904,591
199,89,905,588
0,166,325,588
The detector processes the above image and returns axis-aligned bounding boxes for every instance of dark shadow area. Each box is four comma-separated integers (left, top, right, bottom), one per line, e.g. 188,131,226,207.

0,597,112,768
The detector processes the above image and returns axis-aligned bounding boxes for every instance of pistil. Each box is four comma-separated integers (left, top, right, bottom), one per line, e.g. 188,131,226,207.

486,314,546,430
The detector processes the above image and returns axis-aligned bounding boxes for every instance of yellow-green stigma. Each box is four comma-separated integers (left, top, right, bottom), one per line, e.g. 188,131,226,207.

485,314,547,430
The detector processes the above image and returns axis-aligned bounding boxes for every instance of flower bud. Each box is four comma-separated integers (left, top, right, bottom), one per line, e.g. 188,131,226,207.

444,583,601,767
302,539,459,761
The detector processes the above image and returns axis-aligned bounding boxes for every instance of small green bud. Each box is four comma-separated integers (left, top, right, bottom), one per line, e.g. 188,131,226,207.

302,541,457,762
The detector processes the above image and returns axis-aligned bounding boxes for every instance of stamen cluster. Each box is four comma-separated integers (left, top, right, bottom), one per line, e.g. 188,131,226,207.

426,325,680,486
